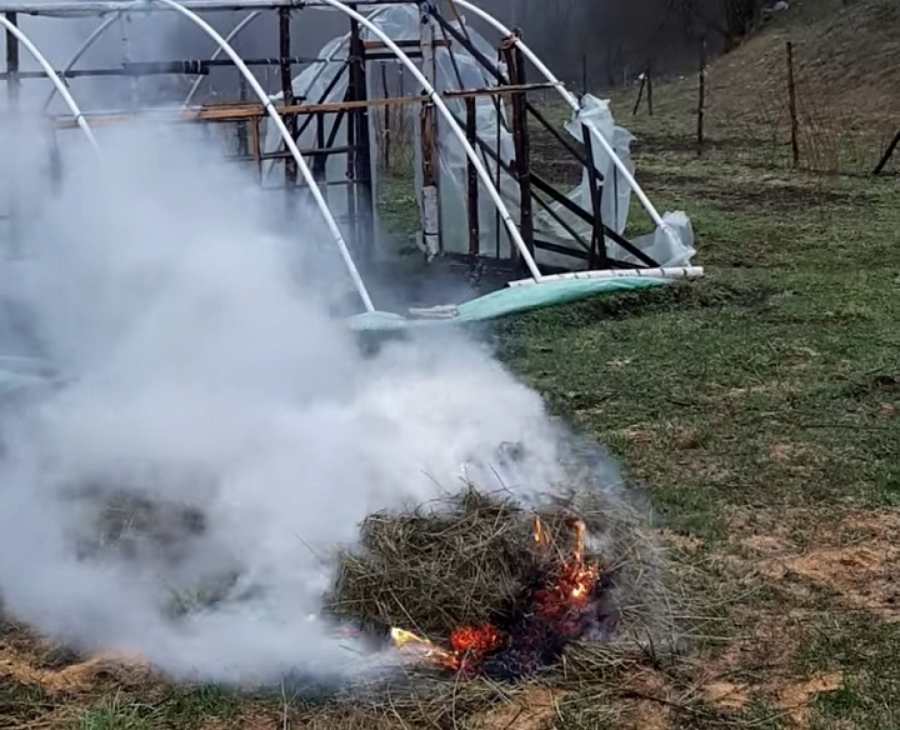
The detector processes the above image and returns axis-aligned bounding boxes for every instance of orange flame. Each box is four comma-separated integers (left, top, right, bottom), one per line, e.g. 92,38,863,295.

391,515,602,676
390,628,457,667
533,516,549,547
451,624,505,656
572,519,586,562
390,625,507,673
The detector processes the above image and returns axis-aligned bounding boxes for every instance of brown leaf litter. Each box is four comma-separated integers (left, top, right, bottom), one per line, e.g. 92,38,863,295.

739,510,900,620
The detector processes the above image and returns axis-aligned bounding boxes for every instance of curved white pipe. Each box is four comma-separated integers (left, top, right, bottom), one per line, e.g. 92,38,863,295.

40,12,125,112
181,10,260,109
154,0,375,312
313,0,543,282
453,0,667,233
0,15,100,153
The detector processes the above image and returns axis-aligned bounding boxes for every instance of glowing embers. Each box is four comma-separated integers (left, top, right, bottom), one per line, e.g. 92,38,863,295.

390,518,616,680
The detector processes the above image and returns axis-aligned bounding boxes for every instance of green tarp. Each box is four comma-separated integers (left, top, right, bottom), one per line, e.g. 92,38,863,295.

348,276,670,331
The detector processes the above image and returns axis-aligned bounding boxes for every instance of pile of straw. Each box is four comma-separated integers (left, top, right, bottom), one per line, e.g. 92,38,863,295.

324,482,672,648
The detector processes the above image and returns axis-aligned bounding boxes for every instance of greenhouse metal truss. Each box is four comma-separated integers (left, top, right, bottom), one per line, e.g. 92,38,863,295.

0,0,701,316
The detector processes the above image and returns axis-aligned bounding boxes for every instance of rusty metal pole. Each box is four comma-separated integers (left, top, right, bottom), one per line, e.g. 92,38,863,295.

786,40,800,168
381,62,390,173
465,96,479,261
582,126,607,269
278,7,297,189
236,17,249,158
313,111,327,194
5,12,18,104
5,12,19,254
419,10,440,260
348,3,373,262
503,33,534,268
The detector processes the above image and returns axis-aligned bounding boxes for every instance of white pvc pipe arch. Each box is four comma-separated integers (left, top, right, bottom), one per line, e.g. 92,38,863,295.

181,9,260,108
453,0,669,233
40,11,125,112
309,0,544,282
152,0,375,312
0,15,101,153
25,0,375,310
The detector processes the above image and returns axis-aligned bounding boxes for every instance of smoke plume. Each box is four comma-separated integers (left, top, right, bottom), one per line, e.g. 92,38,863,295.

0,118,604,683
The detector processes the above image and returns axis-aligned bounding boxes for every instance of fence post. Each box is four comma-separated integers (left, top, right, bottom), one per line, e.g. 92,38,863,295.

582,54,588,96
786,41,800,168
697,37,706,156
873,130,900,175
632,73,646,116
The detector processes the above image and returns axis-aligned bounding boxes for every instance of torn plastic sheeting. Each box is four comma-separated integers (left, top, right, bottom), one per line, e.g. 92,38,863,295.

259,7,695,272
564,95,635,237
614,211,697,269
551,95,696,268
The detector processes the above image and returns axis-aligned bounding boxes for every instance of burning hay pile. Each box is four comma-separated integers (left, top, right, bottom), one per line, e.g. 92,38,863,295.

326,485,673,681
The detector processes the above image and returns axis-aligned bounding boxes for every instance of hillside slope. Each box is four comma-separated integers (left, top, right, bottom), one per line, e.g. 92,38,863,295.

704,0,900,170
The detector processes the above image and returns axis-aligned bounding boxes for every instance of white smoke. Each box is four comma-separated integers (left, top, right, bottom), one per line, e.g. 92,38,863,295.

0,121,579,682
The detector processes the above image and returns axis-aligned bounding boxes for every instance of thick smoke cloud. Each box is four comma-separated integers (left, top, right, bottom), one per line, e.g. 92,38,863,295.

0,4,630,684
0,120,589,681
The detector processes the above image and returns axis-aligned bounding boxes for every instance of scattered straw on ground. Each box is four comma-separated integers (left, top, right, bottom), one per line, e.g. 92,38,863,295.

0,648,152,695
472,686,567,730
702,681,750,710
776,672,844,727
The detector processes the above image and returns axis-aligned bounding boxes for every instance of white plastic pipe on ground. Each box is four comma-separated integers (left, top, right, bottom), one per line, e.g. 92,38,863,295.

508,266,705,288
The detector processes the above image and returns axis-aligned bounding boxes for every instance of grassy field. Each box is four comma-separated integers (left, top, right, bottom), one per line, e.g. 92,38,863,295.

3,12,900,730
492,85,900,727
3,111,897,730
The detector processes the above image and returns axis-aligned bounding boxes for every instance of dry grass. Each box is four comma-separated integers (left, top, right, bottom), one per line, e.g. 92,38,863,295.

705,0,900,173
324,483,681,652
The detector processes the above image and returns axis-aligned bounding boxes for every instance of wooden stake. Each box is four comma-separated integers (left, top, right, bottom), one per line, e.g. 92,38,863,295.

697,39,706,156
786,41,800,168
873,129,900,175
632,74,645,116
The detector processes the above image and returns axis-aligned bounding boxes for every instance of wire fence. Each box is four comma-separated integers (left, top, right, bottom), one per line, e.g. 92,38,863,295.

698,38,899,175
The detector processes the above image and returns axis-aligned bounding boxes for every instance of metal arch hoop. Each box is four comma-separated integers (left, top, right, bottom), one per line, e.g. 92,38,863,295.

40,7,264,112
41,10,126,112
307,0,543,282
150,0,375,312
0,15,100,153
